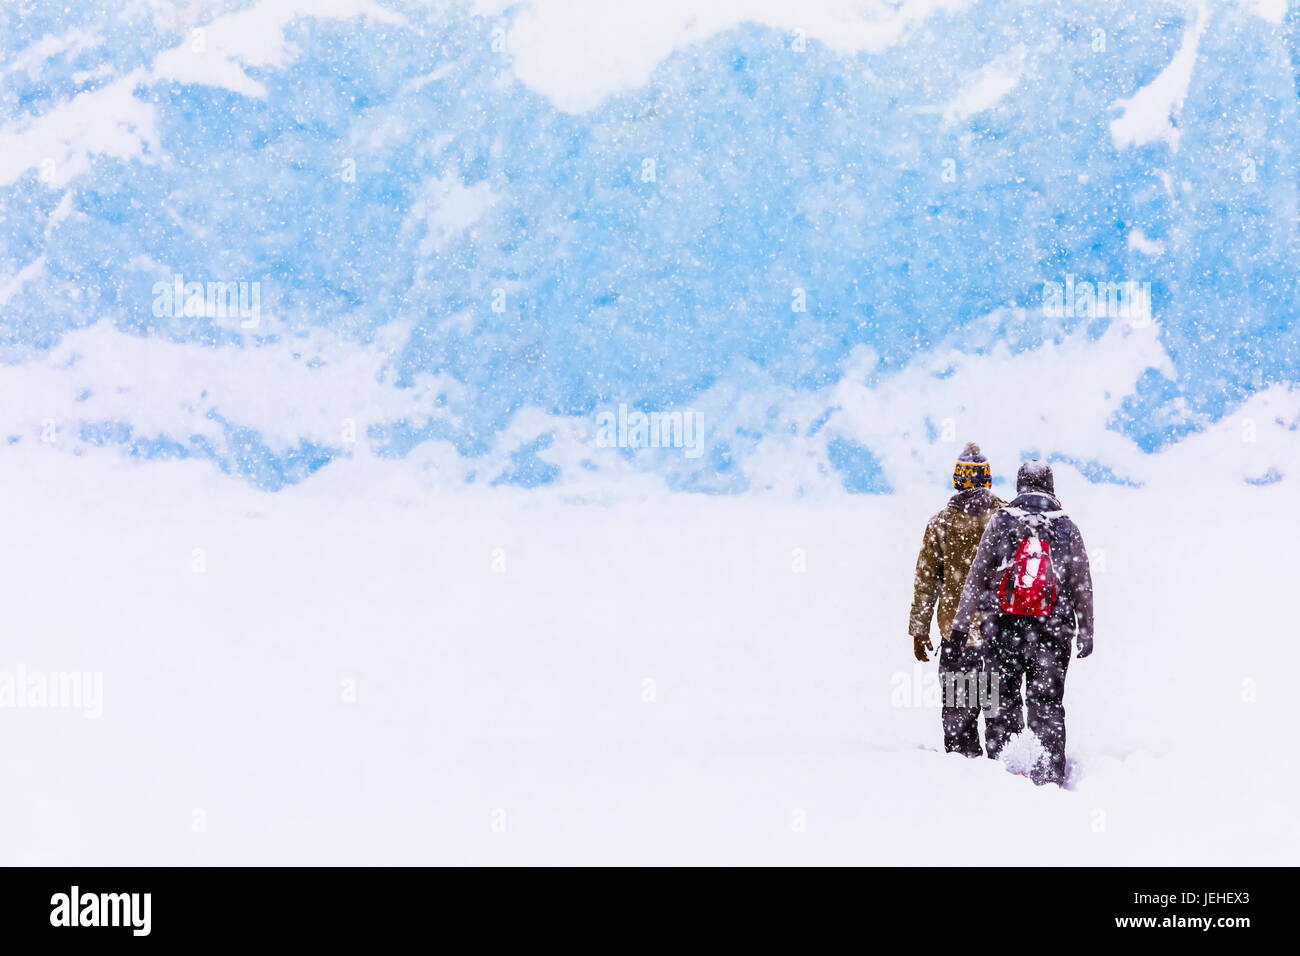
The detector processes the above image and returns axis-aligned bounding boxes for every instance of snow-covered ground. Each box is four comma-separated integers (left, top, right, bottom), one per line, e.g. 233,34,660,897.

2,443,1294,865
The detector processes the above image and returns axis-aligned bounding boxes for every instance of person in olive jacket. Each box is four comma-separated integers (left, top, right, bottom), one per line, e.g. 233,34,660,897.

908,442,1004,755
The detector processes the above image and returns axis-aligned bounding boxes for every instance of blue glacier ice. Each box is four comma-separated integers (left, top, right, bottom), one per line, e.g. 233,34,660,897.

1,0,1298,490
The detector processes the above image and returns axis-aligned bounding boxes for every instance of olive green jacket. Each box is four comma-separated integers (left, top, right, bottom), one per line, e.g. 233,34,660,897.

908,488,1004,647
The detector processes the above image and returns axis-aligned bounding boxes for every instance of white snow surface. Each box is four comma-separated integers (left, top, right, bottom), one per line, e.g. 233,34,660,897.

1,445,1294,864
473,0,972,113
1109,0,1207,152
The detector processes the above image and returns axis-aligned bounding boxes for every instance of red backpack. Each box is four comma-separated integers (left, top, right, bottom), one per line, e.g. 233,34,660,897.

997,515,1058,617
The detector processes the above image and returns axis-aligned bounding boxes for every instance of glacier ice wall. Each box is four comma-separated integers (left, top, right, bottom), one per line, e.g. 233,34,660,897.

1,0,1298,491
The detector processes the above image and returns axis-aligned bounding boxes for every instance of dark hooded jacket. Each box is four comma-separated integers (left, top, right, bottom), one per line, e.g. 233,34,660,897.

951,464,1094,644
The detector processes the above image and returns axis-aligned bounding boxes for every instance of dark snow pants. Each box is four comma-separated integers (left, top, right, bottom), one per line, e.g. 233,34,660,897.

938,638,984,756
981,613,1072,785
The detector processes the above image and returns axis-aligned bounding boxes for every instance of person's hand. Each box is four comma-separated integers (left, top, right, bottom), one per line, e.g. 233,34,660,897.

1076,633,1094,658
913,635,934,662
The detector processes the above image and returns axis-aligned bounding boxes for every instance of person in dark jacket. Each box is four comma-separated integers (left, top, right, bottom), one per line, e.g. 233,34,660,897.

949,460,1094,785
909,442,1004,755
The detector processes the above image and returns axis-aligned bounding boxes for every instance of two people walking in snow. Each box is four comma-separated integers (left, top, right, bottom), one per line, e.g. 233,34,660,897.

908,444,1094,786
